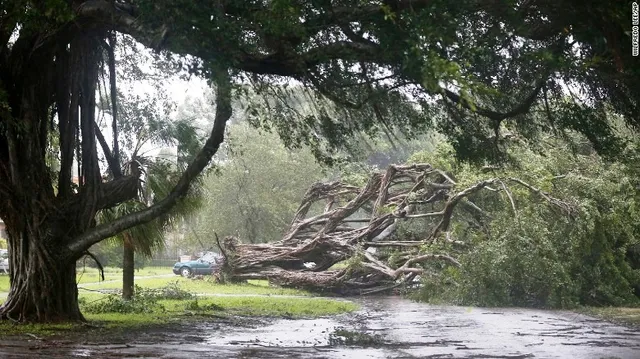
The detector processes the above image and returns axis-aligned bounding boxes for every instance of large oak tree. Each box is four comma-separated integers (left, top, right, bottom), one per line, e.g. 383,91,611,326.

0,0,636,322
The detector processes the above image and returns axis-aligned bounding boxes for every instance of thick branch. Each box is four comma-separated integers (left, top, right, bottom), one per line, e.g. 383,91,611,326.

77,1,168,50
95,175,139,210
77,0,387,79
95,123,121,177
443,79,546,122
427,179,499,241
107,34,121,178
68,70,232,254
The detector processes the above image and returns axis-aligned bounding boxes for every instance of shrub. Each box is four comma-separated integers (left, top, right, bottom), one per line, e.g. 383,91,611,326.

414,140,640,308
82,288,164,314
82,282,194,314
153,281,194,300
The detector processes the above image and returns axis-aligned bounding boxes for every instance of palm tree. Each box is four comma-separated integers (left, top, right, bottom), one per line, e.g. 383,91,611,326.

99,157,202,299
95,85,206,299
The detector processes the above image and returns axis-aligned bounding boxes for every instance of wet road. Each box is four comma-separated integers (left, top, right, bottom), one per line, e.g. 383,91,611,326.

0,296,638,358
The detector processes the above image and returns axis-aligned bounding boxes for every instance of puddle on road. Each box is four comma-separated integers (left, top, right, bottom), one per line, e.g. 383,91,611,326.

1,296,639,358
204,296,640,359
206,318,339,347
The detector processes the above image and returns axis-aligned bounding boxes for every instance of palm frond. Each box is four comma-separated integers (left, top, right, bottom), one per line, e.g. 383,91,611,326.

96,159,204,258
95,90,205,259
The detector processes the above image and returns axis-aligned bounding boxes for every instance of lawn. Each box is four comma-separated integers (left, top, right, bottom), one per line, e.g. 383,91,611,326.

81,296,357,327
76,266,173,283
0,293,358,336
0,267,358,336
2,267,309,299
80,275,309,296
0,266,174,292
0,275,8,292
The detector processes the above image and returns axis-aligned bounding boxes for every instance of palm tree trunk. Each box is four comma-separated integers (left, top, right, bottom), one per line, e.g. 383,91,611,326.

122,233,135,300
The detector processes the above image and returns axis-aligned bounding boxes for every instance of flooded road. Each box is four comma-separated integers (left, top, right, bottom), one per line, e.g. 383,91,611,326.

1,296,638,358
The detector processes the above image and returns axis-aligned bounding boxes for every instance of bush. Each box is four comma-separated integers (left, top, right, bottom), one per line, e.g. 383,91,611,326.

82,282,194,314
153,281,194,300
413,140,640,308
428,229,578,308
82,287,164,314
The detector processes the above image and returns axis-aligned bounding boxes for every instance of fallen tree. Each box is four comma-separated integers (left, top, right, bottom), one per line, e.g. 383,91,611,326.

215,163,575,294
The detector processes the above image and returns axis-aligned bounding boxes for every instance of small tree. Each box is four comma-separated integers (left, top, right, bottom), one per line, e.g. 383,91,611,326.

96,90,203,300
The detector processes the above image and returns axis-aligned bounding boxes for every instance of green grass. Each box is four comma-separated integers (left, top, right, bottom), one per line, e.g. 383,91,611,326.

75,266,173,284
75,272,121,284
4,269,311,299
80,276,309,296
82,312,174,328
164,296,357,317
0,294,358,336
0,322,79,337
153,277,309,296
0,271,358,337
80,286,355,319
0,266,175,292
581,307,640,327
0,312,173,336
0,275,8,292
77,296,356,327
131,266,175,276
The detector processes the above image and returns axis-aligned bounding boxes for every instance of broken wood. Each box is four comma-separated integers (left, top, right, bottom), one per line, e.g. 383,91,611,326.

214,163,575,294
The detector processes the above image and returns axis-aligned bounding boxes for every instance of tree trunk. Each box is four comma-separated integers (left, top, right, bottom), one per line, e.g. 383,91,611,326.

0,11,233,323
122,233,135,300
0,228,83,322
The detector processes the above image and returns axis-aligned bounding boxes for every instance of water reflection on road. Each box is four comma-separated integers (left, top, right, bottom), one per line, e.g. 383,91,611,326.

0,296,638,358
205,296,640,358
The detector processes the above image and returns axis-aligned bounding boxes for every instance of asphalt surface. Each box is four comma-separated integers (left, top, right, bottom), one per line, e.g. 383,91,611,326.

0,296,638,358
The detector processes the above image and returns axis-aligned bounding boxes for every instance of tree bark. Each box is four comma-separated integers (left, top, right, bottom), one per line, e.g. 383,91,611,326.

122,233,135,300
0,227,83,322
0,20,231,322
0,62,231,322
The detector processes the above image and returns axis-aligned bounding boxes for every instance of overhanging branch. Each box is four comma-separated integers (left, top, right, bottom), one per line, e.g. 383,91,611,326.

76,0,387,79
77,0,168,50
68,69,232,254
443,78,546,122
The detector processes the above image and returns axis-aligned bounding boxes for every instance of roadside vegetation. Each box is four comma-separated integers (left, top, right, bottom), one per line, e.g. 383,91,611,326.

0,268,357,336
580,307,640,327
79,276,309,296
407,139,640,311
188,121,640,317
